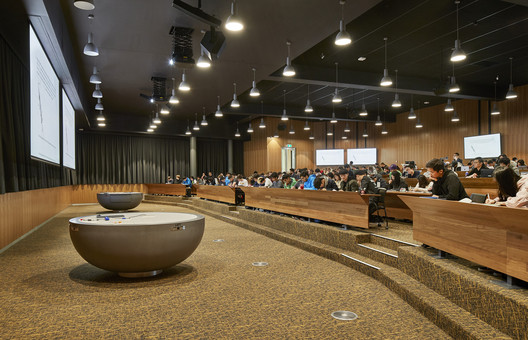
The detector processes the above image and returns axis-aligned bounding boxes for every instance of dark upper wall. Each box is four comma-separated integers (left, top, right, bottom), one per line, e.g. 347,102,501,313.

0,1,29,67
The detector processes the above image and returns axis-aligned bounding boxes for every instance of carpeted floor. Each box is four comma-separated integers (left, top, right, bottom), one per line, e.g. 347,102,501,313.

0,203,451,339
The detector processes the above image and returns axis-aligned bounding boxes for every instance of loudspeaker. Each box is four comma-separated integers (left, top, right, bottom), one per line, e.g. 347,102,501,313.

200,29,226,60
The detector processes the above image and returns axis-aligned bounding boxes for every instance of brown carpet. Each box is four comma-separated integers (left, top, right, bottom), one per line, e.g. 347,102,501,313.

0,203,451,339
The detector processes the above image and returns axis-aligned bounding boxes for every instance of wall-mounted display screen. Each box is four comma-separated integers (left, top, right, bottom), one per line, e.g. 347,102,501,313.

464,133,501,159
347,148,377,165
316,149,344,166
30,25,60,165
62,89,75,169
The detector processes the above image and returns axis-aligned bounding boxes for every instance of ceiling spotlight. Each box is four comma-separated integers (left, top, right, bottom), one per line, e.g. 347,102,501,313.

375,115,382,126
451,111,460,122
197,52,212,68
83,32,99,57
225,0,244,32
179,69,190,91
445,98,454,111
381,127,388,135
89,66,101,84
506,57,517,99
408,107,416,119
380,37,392,86
449,76,460,93
96,111,105,121
160,105,170,115
359,103,368,116
304,121,310,131
335,0,352,46
215,96,223,117
357,56,366,62
330,112,338,123
231,83,240,107
74,0,95,10
259,117,266,128
450,1,467,62
392,93,402,108
283,41,296,77
415,118,423,128
169,78,179,104
92,84,103,98
250,68,260,97
247,123,254,133
95,98,104,111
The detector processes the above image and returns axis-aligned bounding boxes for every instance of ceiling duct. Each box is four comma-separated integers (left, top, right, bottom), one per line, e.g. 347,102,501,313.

170,26,195,66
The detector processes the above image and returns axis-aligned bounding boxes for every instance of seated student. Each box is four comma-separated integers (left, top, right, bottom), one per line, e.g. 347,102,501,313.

182,176,192,186
518,159,526,167
166,175,174,184
338,169,359,192
486,167,528,208
270,172,284,188
451,152,463,170
403,166,421,178
174,174,183,184
497,155,520,175
236,175,249,187
313,175,338,191
371,174,389,189
324,172,339,191
487,158,497,169
356,170,380,220
411,174,433,193
294,170,308,189
466,157,485,178
387,170,409,191
426,158,469,200
281,174,297,189
333,172,342,188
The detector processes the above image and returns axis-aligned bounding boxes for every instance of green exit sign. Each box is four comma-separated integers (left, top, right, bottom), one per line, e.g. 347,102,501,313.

286,144,292,148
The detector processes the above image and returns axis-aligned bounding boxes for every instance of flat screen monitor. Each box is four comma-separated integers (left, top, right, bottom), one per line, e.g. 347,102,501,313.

463,133,501,159
316,149,344,166
62,89,75,170
347,148,377,165
30,25,60,165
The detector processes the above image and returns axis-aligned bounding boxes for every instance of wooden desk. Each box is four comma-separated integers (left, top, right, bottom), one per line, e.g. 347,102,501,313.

146,184,187,196
405,177,498,198
195,185,237,205
400,196,528,282
385,191,432,220
241,187,370,229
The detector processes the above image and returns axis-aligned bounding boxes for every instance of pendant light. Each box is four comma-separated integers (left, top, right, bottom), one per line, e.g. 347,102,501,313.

179,69,190,91
407,94,416,119
259,118,266,128
235,122,241,137
449,64,460,93
231,83,240,107
273,130,279,138
160,105,170,115
309,132,315,140
153,108,161,124
215,96,223,117
193,113,199,130
304,120,310,131
375,97,382,126
92,84,103,98
247,122,254,133
225,0,243,32
362,124,368,138
197,50,212,68
450,1,467,62
89,66,101,84
380,37,392,86
282,41,295,77
250,68,260,97
415,117,423,128
305,85,313,112
95,98,103,111
185,120,192,135
506,57,517,99
97,121,106,127
491,81,500,115
330,111,338,123
201,107,208,126
359,91,368,116
289,121,295,135
96,111,105,121
169,78,179,104
391,70,402,107
344,122,351,133
381,113,388,134
451,111,460,122
445,98,454,112
74,0,95,10
83,14,99,57
150,123,157,129
332,62,342,103
281,90,288,120
327,128,333,136
335,0,352,46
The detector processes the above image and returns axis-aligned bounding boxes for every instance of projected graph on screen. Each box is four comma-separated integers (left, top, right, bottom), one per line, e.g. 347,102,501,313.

464,133,501,159
62,89,75,169
347,148,377,165
30,25,60,165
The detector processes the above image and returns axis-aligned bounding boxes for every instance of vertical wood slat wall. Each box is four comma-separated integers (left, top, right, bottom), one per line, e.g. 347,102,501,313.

243,84,527,173
71,184,147,203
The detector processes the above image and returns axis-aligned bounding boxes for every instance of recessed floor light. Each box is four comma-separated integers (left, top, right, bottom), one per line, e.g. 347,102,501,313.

252,262,269,267
331,311,358,321
358,57,366,61
213,239,225,242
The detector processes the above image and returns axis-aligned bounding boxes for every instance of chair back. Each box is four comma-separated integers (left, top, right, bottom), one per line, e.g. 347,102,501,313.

377,188,387,205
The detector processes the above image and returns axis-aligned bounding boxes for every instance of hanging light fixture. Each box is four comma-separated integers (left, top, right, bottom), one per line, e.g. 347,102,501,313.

451,111,460,122
96,111,105,121
147,128,154,133
89,66,101,84
376,97,382,125
235,122,241,137
408,107,416,119
391,70,402,107
332,62,342,103
344,122,351,133
83,14,99,56
283,41,296,77
330,111,338,123
359,91,368,116
160,105,170,115
335,0,352,46
95,98,104,111
225,0,243,32
362,127,368,138
214,96,223,117
304,120,310,130
281,90,288,120
506,57,517,99
193,113,200,130
309,132,315,140
153,109,161,124
231,83,240,107
179,69,190,91
449,63,460,93
250,68,260,97
305,85,313,112
381,127,388,135
450,0,467,62
247,122,254,133
150,123,157,129
415,117,423,128
169,78,179,104
491,81,500,115
197,49,212,68
273,130,279,138
98,121,106,127
445,98,454,112
289,122,295,135
201,107,208,126
380,37,392,86
259,102,266,128
327,128,333,136
92,84,103,98
74,0,95,10
185,120,192,135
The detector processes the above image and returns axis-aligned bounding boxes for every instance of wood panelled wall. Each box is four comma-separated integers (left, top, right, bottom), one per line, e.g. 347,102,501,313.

71,184,147,203
244,84,527,171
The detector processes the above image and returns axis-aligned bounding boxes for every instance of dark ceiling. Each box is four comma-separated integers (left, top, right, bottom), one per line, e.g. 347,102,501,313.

61,0,528,139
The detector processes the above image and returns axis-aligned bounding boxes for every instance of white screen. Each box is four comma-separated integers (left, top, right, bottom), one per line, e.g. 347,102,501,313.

347,148,377,165
30,25,60,165
464,133,501,159
62,89,76,169
316,149,344,166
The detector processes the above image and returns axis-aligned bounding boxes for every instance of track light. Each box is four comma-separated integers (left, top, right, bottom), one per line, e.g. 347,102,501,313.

179,70,190,91
247,123,253,133
95,98,103,111
335,0,352,46
380,37,392,86
225,0,244,32
92,84,103,98
450,1,466,62
445,98,454,112
506,57,517,99
231,83,240,107
250,68,260,97
74,0,95,10
215,96,223,117
169,78,179,104
83,32,99,57
259,117,266,128
283,41,295,77
89,66,101,84
451,111,460,122
330,112,338,123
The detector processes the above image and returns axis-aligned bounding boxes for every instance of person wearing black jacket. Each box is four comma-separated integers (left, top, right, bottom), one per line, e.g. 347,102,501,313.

426,158,469,200
356,170,379,220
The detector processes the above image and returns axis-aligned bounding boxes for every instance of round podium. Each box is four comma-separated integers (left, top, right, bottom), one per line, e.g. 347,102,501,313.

96,192,143,211
69,212,205,277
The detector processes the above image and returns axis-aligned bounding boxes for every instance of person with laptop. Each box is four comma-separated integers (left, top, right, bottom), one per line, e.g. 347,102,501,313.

485,167,528,208
426,158,469,200
466,157,486,178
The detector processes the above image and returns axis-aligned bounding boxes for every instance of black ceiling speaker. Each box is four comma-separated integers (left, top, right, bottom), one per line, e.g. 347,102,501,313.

200,27,226,61
170,26,195,66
